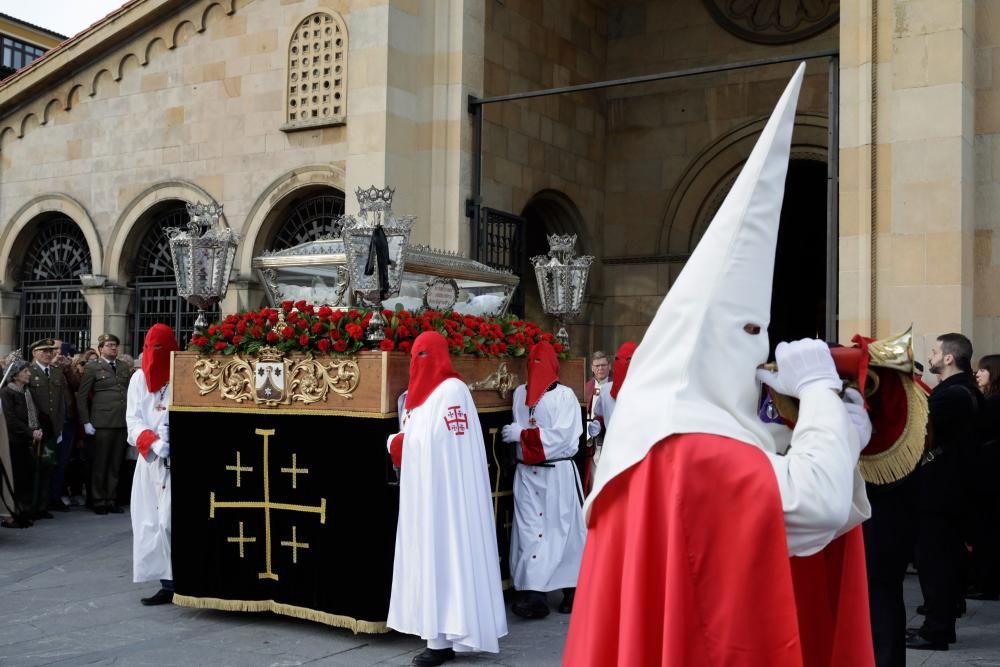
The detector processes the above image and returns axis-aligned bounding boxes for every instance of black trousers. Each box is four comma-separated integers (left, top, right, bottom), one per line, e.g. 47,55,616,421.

863,478,915,667
916,509,960,643
91,428,126,508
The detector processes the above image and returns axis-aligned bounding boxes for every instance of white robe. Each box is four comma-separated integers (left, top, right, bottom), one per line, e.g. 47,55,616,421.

510,384,586,592
592,386,616,432
387,377,507,653
125,371,172,583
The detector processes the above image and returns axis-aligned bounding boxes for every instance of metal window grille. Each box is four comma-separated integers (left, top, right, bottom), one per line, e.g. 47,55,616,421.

271,192,346,250
477,207,526,314
287,13,347,124
131,203,215,350
17,218,92,353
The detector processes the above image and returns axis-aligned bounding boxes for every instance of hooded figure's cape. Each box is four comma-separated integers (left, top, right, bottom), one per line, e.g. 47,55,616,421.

563,64,874,667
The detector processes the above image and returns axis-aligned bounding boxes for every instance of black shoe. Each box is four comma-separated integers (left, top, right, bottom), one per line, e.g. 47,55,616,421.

966,589,999,601
905,636,948,651
512,599,550,619
48,503,69,512
108,505,124,514
140,589,174,606
411,647,455,666
94,507,108,515
558,589,574,614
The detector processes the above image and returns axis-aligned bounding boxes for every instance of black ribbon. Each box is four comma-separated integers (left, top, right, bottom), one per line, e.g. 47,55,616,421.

364,226,392,300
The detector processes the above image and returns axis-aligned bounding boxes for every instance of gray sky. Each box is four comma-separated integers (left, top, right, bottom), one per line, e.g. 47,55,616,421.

0,0,129,39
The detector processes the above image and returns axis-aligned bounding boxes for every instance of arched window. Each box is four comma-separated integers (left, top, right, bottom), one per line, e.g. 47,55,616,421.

284,12,347,131
270,191,346,250
18,217,92,352
130,203,216,349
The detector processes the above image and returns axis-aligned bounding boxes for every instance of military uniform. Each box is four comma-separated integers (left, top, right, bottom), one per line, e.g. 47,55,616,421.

27,339,65,515
77,335,131,513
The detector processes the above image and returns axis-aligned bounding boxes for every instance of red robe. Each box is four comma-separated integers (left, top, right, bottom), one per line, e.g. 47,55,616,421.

563,433,873,667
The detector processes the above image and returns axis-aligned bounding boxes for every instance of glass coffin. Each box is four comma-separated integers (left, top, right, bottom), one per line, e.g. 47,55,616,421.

253,240,519,316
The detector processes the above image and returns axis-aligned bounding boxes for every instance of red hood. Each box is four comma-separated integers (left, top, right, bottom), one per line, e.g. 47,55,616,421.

610,341,638,399
142,323,178,393
526,341,560,407
405,332,462,409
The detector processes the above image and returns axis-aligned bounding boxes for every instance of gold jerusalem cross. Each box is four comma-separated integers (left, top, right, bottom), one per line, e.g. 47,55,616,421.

226,451,253,487
227,521,256,558
209,429,326,582
281,453,308,489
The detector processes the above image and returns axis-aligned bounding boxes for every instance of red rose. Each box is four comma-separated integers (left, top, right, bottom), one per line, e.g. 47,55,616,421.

379,339,395,351
282,326,294,339
553,342,564,353
294,300,307,311
317,338,331,352
330,329,341,340
295,319,308,330
282,300,293,312
232,335,244,345
303,304,315,315
214,341,227,350
311,322,324,334
251,326,263,338
208,325,219,335
287,311,299,323
236,320,247,334
267,311,279,324
331,310,344,322
318,306,332,320
398,340,412,353
298,333,309,346
334,340,347,353
348,309,359,319
266,331,279,343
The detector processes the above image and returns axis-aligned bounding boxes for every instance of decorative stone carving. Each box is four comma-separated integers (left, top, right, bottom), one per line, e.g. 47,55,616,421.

701,0,839,45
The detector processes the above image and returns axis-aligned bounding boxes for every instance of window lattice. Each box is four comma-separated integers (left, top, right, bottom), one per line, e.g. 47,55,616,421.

287,12,346,127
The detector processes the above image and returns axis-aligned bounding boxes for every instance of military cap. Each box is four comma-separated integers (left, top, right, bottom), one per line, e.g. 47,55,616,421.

30,338,57,352
97,333,120,347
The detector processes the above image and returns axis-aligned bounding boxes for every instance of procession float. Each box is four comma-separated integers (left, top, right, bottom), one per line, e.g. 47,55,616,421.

163,188,592,632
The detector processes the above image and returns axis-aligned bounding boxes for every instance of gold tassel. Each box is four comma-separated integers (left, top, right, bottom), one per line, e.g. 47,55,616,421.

172,594,389,634
858,376,929,485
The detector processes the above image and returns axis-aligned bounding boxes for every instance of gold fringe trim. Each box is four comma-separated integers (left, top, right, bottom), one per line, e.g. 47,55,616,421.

859,375,929,485
171,594,389,634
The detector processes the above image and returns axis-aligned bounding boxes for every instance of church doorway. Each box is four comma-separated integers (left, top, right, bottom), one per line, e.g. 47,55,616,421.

769,157,829,348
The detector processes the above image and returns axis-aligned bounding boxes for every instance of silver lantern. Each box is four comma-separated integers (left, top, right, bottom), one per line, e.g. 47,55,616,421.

341,186,415,341
531,234,593,350
167,202,239,330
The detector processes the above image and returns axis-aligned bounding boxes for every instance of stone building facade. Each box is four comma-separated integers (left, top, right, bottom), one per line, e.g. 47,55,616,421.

0,0,994,370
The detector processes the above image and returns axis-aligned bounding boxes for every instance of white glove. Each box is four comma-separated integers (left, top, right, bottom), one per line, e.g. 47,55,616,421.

156,423,170,444
56,434,63,445
501,423,523,443
587,419,602,439
83,423,96,436
842,388,872,450
151,439,170,459
756,339,842,399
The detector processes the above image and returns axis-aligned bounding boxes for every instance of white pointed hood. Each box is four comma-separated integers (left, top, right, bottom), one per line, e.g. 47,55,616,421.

585,63,805,520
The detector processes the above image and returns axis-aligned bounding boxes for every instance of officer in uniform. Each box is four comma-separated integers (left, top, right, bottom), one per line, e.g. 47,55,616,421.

76,333,132,514
27,338,66,518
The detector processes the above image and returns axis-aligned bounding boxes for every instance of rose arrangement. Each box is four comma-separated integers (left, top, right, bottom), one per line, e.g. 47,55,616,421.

188,300,568,359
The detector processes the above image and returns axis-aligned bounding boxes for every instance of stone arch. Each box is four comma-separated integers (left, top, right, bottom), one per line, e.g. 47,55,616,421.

115,53,142,81
285,11,348,128
237,164,346,277
519,189,602,336
0,194,102,288
657,112,829,256
41,99,62,125
66,84,84,109
17,113,38,138
143,37,168,65
201,1,231,30
171,20,200,49
106,181,222,284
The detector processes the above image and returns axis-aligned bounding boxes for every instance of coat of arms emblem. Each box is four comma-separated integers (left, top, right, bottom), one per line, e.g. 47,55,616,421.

254,347,290,406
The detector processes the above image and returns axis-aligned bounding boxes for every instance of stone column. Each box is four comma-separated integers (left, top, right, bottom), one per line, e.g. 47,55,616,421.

839,0,974,361
81,286,134,353
345,0,485,253
0,290,20,355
